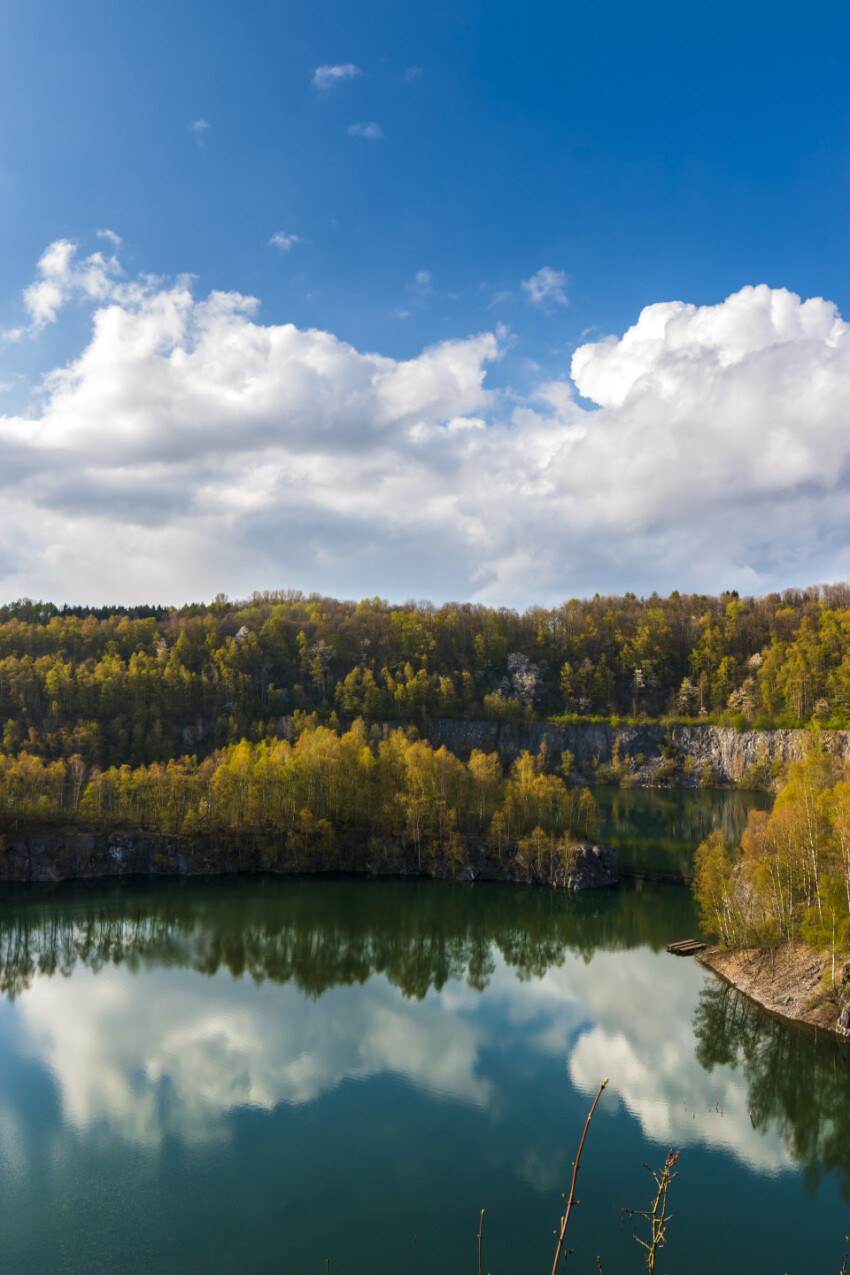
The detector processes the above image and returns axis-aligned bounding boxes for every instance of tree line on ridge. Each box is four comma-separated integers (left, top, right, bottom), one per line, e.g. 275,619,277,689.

0,583,848,770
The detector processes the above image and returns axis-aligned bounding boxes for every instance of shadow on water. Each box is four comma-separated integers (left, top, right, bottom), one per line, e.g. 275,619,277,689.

0,873,700,1001
693,977,850,1199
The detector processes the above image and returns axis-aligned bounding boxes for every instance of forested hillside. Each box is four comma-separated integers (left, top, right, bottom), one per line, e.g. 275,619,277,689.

0,585,848,769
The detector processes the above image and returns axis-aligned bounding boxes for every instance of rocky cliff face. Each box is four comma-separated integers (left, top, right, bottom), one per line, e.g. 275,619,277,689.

564,842,618,890
0,828,257,883
426,721,850,785
0,827,618,890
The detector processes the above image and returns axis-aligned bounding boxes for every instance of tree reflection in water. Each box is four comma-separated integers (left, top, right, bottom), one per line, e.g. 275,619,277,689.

596,784,771,876
0,874,698,1001
12,875,849,1196
693,979,850,1198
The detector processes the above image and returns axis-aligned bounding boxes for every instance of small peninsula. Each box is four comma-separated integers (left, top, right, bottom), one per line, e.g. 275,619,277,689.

693,747,850,1038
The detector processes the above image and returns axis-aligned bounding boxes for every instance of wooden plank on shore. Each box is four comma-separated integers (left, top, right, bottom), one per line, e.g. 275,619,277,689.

667,939,707,955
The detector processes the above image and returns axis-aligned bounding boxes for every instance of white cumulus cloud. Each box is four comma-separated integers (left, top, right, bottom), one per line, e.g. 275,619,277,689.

312,63,360,89
0,243,848,606
571,284,844,408
12,239,123,335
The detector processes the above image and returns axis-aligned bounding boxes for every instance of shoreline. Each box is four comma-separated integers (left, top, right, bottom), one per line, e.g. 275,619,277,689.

699,943,850,1040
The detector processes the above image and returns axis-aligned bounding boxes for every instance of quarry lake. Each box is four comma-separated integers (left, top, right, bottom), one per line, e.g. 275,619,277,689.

0,788,847,1274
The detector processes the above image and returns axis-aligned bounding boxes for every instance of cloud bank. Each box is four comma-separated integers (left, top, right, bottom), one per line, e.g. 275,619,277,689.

0,242,847,605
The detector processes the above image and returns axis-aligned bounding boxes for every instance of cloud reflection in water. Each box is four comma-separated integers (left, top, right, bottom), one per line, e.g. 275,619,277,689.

7,943,792,1177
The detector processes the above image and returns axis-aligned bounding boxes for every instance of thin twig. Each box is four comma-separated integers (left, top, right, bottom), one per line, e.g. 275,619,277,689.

622,1149,679,1274
549,1078,609,1275
478,1209,484,1275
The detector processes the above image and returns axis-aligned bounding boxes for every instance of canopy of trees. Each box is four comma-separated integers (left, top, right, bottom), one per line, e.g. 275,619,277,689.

0,584,848,770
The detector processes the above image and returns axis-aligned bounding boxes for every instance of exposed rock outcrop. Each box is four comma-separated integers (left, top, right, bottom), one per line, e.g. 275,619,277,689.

425,721,850,787
0,828,255,883
564,842,618,891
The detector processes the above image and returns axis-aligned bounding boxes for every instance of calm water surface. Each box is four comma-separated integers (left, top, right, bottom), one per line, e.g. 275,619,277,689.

594,784,773,875
0,789,847,1274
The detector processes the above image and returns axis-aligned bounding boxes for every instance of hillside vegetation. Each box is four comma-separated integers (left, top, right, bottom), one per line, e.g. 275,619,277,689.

0,584,848,770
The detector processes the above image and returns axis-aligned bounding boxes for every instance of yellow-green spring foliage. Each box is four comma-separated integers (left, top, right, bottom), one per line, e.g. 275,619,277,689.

0,719,598,871
694,746,850,951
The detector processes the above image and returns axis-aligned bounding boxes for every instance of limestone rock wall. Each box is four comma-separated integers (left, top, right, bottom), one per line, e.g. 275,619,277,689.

426,720,850,784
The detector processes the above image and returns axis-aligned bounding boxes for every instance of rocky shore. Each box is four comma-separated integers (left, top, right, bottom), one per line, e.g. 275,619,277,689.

700,943,850,1039
0,826,618,891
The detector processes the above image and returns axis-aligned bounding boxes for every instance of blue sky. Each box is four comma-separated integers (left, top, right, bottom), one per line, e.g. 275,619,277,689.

0,0,848,606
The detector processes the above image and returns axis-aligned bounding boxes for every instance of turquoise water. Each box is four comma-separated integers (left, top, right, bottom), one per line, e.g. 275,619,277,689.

0,790,847,1274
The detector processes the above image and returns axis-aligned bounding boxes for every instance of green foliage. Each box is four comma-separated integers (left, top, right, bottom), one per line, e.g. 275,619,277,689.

481,693,529,722
693,829,740,945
